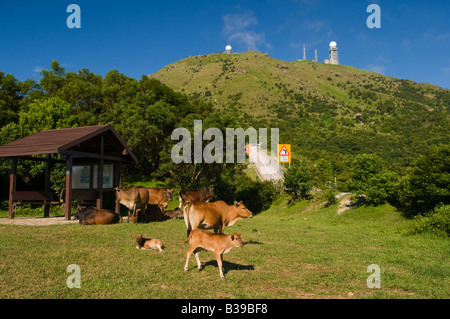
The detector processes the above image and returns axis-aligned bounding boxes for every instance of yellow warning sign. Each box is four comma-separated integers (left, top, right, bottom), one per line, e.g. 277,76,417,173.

278,144,291,163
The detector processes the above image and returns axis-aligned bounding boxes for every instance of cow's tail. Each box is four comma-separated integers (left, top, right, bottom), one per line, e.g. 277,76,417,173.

178,192,185,209
184,202,192,238
184,229,194,243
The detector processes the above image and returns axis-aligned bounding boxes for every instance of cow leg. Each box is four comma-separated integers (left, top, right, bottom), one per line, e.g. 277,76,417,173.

178,196,183,209
214,222,223,234
215,251,224,279
184,246,195,272
127,210,131,223
194,251,202,271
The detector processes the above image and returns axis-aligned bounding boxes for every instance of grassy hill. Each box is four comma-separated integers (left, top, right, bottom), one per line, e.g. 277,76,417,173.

150,51,450,169
150,51,448,115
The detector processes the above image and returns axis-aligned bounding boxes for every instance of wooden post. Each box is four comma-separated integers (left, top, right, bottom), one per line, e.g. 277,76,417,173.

64,156,73,220
8,158,17,219
115,161,122,214
96,134,104,209
44,154,51,218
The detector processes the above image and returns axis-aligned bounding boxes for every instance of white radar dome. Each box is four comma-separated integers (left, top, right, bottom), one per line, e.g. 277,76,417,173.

329,41,337,48
226,45,232,51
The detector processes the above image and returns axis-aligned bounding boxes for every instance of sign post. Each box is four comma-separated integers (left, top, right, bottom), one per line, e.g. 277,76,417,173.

278,144,291,168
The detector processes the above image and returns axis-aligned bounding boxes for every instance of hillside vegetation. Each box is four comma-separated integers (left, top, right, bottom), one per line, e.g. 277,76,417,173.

151,51,449,168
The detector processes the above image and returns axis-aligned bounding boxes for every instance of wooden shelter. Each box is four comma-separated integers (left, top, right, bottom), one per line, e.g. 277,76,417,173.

0,125,138,220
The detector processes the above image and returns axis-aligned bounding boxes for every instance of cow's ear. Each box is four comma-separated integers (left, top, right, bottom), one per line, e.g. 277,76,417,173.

234,201,238,207
231,235,235,241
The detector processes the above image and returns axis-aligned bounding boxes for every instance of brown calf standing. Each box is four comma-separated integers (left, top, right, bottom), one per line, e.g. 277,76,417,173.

132,233,164,252
184,229,244,279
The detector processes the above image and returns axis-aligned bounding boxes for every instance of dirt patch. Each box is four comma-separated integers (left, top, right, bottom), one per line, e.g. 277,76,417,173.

337,194,366,215
0,216,78,226
337,194,352,215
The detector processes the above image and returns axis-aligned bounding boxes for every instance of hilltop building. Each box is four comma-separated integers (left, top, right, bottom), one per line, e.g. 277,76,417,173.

325,41,339,65
299,41,339,64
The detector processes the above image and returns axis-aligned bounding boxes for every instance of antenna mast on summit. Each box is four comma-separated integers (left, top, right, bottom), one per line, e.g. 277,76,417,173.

303,44,306,60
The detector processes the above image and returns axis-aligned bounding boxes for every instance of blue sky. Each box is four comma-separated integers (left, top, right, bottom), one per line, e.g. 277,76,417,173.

1,0,449,89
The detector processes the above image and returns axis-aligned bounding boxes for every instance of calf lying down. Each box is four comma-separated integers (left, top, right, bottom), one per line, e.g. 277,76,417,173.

184,229,244,279
132,233,164,252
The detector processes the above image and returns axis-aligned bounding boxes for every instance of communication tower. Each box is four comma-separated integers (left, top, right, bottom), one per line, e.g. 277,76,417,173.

329,41,339,65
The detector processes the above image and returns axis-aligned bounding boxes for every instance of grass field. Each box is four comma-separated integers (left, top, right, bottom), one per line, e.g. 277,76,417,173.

0,197,448,299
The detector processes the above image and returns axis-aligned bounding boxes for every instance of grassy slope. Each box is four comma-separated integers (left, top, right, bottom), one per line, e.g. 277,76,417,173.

150,51,450,166
150,51,448,116
0,199,448,299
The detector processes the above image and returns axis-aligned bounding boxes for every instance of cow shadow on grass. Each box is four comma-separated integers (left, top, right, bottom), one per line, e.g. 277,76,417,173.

202,260,255,275
244,240,264,245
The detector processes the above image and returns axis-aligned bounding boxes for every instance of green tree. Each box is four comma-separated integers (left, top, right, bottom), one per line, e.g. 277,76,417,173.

403,145,450,212
365,170,399,205
0,72,21,127
347,153,400,205
284,160,312,201
348,154,384,190
0,96,78,178
39,60,66,95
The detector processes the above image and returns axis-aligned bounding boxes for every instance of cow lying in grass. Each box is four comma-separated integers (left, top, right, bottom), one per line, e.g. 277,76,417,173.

74,206,121,225
184,229,244,279
132,233,164,252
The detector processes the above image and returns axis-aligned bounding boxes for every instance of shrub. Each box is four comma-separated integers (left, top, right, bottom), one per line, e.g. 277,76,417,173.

324,188,337,207
403,145,450,213
284,160,312,201
409,204,450,237
365,170,399,205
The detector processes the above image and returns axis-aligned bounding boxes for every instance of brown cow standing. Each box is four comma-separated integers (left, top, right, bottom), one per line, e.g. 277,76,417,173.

184,200,253,237
147,188,173,211
115,186,149,224
74,206,121,225
178,188,216,209
184,229,244,279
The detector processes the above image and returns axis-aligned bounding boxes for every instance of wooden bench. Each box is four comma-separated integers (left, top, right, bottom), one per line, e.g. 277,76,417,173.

11,190,99,218
11,191,60,217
